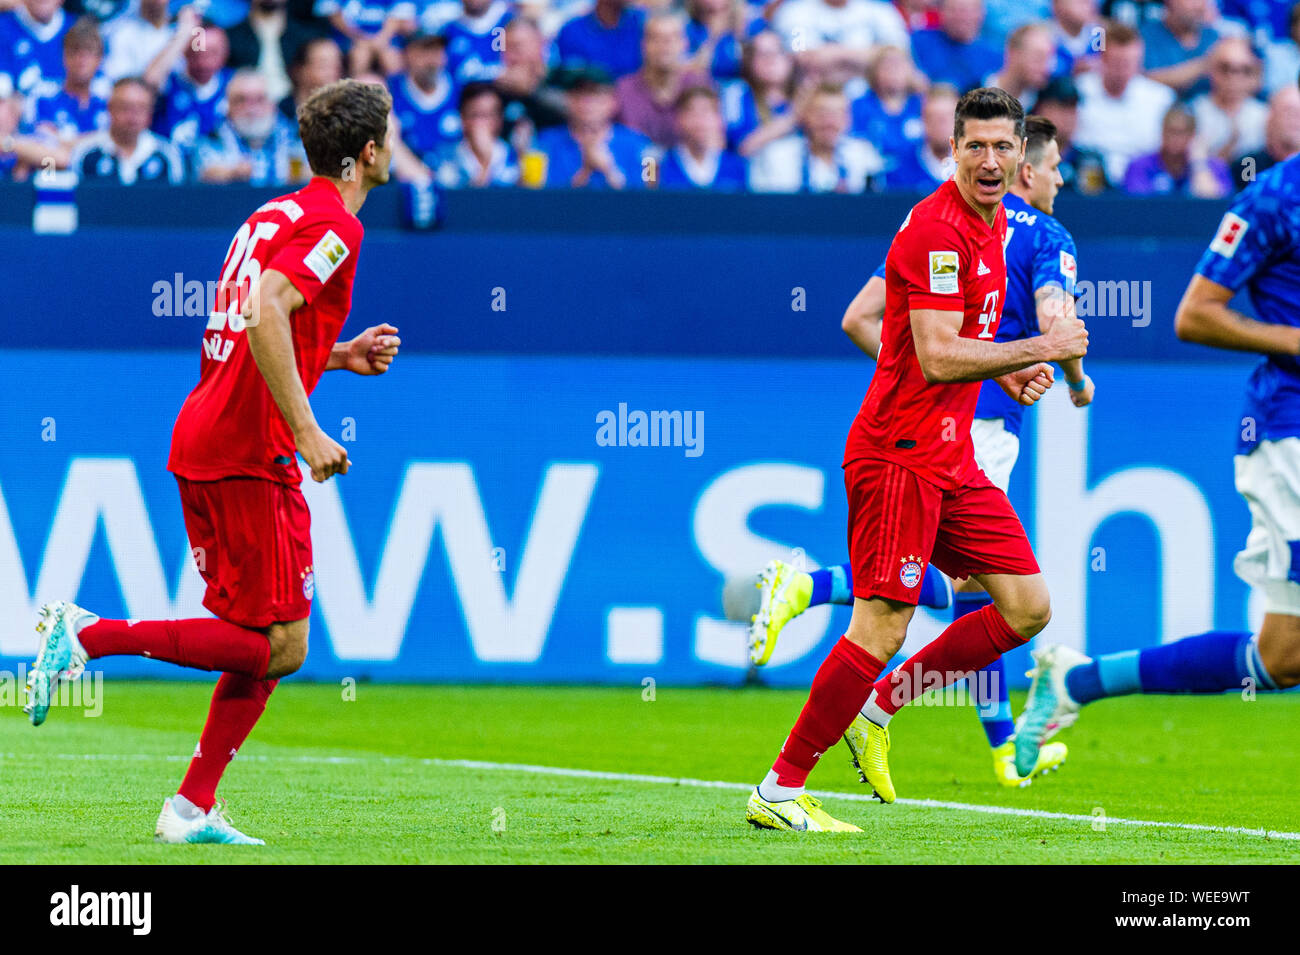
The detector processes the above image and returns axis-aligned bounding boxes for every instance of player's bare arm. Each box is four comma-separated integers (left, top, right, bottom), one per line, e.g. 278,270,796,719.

841,275,886,359
1035,283,1093,406
326,323,403,374
910,305,1088,386
1175,274,1300,354
243,268,350,483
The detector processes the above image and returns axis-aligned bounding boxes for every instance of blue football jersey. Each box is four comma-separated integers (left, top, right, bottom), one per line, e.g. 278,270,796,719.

870,192,1079,437
442,1,512,85
0,8,71,96
388,72,462,167
21,83,109,139
974,192,1079,435
1195,154,1300,454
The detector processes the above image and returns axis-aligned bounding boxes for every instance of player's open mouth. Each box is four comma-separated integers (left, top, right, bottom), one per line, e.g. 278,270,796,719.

976,176,1003,192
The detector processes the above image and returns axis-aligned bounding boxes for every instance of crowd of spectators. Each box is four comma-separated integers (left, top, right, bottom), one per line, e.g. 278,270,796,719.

3,0,1300,195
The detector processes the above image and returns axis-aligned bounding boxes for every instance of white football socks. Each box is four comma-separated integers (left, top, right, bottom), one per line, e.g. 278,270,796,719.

758,769,804,803
860,691,891,728
171,794,205,821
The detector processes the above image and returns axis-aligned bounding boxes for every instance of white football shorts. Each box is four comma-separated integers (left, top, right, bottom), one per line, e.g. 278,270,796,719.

1234,436,1300,616
971,417,1020,493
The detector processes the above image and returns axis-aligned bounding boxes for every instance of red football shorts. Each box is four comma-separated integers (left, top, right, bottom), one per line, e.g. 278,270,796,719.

176,475,314,629
844,456,1039,604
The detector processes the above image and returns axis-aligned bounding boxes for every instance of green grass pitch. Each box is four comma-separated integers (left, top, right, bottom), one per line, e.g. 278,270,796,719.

1,681,1296,864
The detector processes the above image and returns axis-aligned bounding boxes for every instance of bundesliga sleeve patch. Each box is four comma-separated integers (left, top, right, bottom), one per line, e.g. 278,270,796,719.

302,229,350,283
928,250,959,294
1209,212,1249,259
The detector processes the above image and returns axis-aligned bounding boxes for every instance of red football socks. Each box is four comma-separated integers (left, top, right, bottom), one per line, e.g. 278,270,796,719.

868,603,1024,718
772,637,887,788
78,618,270,680
178,673,279,812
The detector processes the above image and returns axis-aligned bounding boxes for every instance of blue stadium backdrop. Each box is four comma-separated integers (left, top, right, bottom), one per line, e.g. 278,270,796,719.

0,184,1263,687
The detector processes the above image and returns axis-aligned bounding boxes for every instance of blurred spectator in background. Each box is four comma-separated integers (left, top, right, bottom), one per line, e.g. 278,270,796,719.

1123,102,1232,197
354,67,437,181
1074,20,1172,182
893,0,941,30
1190,36,1266,163
556,0,645,79
494,17,566,151
748,82,882,192
146,15,232,150
1103,0,1163,29
538,71,650,188
1141,0,1217,98
70,75,184,182
0,92,23,178
685,0,760,82
911,0,1002,92
655,84,746,188
0,0,73,95
986,21,1056,107
437,80,520,185
389,30,461,167
278,35,342,120
317,0,415,76
874,81,957,189
22,15,107,148
616,12,711,147
1049,0,1101,75
195,67,303,183
1263,3,1300,95
1031,72,1108,191
442,0,511,85
102,0,180,80
722,28,796,154
983,0,1050,50
851,44,922,169
772,0,909,88
1235,83,1300,188
227,0,325,102
1219,0,1292,49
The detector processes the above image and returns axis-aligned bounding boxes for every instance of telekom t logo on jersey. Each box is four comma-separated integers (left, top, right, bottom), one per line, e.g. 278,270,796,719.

204,220,282,361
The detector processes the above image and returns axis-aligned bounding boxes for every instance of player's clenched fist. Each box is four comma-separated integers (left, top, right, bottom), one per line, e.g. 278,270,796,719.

996,362,1055,406
297,425,350,482
1043,312,1089,361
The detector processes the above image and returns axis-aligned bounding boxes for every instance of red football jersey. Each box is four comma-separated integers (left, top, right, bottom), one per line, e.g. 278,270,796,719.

844,178,1008,489
168,177,363,486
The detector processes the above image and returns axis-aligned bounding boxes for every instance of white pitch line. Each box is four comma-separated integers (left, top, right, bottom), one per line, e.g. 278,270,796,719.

3,751,1297,842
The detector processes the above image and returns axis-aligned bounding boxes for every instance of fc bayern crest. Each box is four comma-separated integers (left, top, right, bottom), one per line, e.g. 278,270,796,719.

302,567,315,600
899,556,924,588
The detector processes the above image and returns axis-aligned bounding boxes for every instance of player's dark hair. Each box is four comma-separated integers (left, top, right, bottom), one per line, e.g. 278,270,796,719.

298,78,391,178
1022,114,1057,166
458,81,500,114
953,86,1025,143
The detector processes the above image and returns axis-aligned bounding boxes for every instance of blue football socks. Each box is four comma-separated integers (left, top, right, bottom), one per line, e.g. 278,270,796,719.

1064,631,1278,705
955,591,1014,747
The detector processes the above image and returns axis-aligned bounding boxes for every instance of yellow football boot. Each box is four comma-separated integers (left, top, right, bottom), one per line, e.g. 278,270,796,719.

745,789,861,832
843,714,895,803
748,559,813,666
